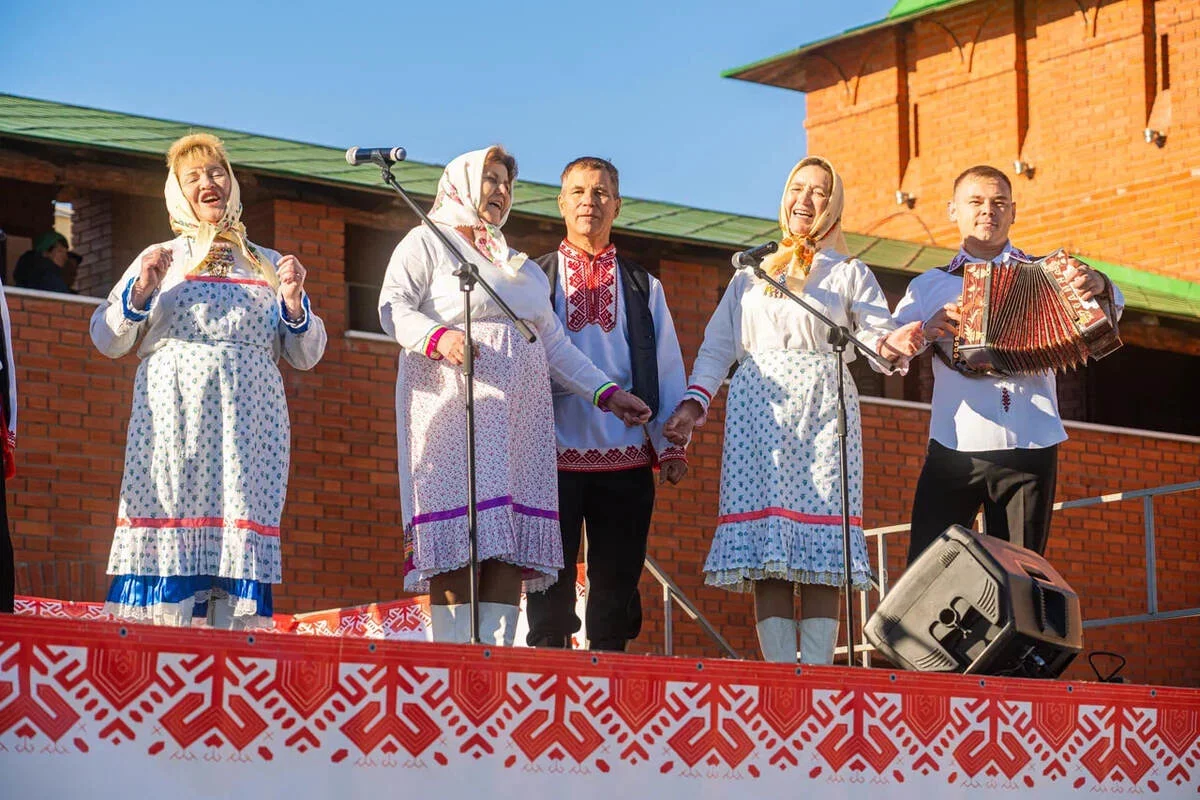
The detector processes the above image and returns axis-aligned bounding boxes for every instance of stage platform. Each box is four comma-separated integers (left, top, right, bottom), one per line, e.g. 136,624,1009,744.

2,600,1198,798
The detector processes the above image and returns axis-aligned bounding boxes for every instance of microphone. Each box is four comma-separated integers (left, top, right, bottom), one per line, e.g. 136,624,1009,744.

345,146,408,166
731,241,779,269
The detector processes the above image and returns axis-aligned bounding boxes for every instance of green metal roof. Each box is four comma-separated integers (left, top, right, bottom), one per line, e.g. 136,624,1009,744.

723,0,976,86
1076,256,1200,322
886,0,959,18
1,93,1198,322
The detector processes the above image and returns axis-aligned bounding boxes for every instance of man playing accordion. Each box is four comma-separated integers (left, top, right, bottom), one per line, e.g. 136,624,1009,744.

894,165,1124,564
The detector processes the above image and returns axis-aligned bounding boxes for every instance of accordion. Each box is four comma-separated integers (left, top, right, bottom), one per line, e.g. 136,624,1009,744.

951,250,1121,376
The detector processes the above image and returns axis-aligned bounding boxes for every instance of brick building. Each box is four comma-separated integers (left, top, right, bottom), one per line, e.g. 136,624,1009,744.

0,84,1197,685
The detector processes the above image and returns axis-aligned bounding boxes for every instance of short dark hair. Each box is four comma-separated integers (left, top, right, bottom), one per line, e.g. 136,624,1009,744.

484,146,518,182
953,165,1012,194
561,157,620,196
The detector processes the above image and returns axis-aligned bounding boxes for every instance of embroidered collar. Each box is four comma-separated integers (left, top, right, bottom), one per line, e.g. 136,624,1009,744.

558,239,617,265
943,242,1033,273
559,239,619,333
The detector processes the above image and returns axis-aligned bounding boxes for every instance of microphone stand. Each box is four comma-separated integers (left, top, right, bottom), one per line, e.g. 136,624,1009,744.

742,253,893,667
370,155,536,645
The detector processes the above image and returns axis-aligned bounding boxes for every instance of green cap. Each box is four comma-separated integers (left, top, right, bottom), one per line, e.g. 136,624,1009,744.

34,231,68,253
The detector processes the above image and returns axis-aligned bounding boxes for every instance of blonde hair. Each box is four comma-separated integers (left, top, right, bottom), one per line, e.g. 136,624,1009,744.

166,132,230,174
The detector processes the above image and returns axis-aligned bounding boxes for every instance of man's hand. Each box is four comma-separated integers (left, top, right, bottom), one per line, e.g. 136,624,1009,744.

1063,258,1107,301
606,390,652,426
922,301,962,342
659,459,688,485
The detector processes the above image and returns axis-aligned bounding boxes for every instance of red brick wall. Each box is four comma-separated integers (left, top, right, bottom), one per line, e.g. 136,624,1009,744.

802,0,1200,282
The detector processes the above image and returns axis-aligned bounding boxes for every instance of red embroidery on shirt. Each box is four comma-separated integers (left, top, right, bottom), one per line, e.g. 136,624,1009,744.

557,443,652,471
560,240,618,333
1002,387,1012,412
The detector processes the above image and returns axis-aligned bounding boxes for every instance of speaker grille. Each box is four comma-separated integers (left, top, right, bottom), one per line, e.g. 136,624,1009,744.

914,649,958,672
938,547,959,568
976,578,999,621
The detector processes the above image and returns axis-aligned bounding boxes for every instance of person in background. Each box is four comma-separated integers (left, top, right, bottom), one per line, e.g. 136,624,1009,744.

14,231,73,294
62,251,83,292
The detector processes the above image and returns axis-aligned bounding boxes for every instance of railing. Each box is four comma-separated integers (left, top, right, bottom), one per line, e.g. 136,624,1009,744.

644,555,740,659
845,478,1200,665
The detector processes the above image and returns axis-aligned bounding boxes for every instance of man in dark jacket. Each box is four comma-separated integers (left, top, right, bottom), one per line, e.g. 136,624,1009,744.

14,231,73,293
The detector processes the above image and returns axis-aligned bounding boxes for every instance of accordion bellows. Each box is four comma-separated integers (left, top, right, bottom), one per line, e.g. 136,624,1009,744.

955,250,1122,375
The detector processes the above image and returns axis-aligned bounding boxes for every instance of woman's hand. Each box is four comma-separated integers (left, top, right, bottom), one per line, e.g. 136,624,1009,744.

435,329,472,365
663,399,704,447
606,390,652,426
879,320,925,361
131,246,172,309
277,255,307,319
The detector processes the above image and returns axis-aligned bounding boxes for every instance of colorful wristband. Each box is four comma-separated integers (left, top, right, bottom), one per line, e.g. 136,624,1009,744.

594,382,620,409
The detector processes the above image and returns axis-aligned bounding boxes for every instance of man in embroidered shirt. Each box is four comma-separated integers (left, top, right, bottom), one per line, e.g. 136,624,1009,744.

525,157,689,651
893,165,1123,564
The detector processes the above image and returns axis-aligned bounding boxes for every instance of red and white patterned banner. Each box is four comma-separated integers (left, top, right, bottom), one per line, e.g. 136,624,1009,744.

1,615,1197,799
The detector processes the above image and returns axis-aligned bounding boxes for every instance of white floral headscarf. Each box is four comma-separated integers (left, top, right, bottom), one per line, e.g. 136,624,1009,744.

428,147,527,275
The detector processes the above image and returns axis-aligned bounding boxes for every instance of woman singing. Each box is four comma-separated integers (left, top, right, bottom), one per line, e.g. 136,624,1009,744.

664,156,923,663
91,133,327,629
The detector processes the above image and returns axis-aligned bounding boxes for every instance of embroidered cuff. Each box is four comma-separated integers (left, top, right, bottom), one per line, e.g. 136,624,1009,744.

593,382,619,410
682,384,712,411
423,326,451,361
279,293,311,333
121,277,156,322
658,446,687,464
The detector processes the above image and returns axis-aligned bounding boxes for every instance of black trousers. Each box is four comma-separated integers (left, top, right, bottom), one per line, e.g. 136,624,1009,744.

525,466,655,651
908,439,1058,565
0,467,12,613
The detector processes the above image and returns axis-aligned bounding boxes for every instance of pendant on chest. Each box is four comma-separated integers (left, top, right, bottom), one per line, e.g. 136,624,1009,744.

199,242,237,277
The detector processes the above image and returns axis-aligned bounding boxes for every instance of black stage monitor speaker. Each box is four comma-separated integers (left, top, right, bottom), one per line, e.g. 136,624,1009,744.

865,525,1082,678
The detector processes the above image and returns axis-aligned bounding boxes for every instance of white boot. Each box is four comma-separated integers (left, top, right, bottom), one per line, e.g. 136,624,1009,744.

756,616,798,663
799,617,839,665
429,603,470,643
479,602,520,646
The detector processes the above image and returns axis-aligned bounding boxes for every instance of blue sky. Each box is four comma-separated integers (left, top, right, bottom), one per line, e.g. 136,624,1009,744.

2,0,892,219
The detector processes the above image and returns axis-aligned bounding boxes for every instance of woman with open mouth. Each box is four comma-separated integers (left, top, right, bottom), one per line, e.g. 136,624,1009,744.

379,146,651,645
90,132,327,629
663,156,924,665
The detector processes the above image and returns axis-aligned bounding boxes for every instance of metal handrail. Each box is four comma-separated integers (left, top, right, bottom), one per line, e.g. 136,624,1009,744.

846,478,1200,664
644,555,741,659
